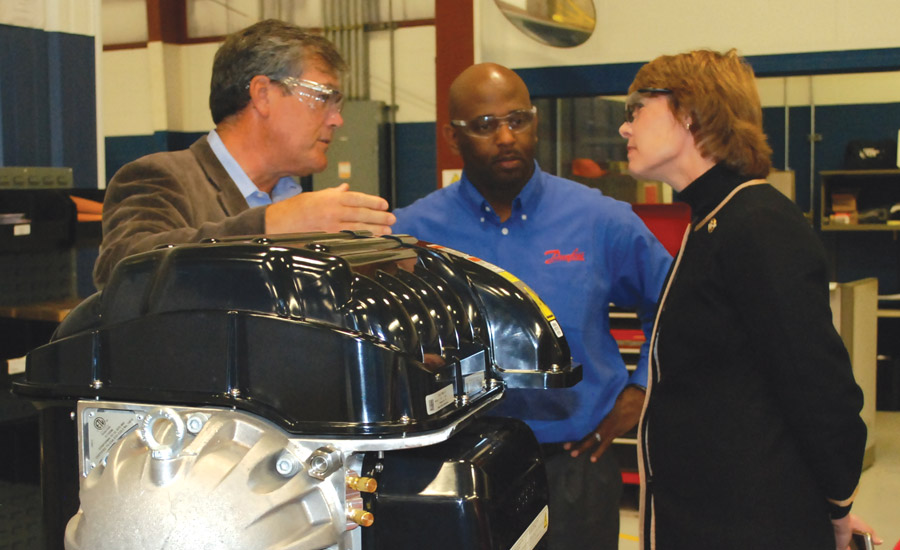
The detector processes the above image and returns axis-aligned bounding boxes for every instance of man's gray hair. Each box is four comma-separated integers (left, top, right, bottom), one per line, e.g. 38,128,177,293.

209,19,347,124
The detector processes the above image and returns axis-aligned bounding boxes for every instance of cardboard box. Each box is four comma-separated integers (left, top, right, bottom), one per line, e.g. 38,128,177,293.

831,191,858,213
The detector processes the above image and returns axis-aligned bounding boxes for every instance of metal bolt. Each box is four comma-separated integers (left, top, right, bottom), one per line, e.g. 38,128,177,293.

305,446,342,480
185,413,207,435
275,451,302,478
399,415,411,425
229,388,241,398
310,455,329,474
91,379,103,389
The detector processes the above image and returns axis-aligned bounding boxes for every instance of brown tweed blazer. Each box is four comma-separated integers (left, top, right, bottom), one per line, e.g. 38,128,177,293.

93,136,266,288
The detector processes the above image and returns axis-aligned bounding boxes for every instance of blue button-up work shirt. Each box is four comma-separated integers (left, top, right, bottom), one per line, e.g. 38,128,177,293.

393,163,672,443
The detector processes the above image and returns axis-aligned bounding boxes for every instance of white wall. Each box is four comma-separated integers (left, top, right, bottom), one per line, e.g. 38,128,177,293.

0,0,99,34
102,48,157,136
101,25,435,136
477,0,900,118
758,72,900,108
99,0,900,140
478,0,900,68
101,0,146,43
368,26,437,123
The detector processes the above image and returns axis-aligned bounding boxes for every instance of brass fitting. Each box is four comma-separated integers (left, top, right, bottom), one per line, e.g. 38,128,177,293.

346,474,378,493
347,508,374,527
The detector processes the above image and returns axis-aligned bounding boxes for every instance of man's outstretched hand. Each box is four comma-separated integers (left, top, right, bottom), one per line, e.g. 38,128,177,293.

265,183,395,235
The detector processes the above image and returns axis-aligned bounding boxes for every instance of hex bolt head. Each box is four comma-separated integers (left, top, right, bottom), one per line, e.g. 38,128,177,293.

305,446,342,480
275,451,302,478
185,413,207,435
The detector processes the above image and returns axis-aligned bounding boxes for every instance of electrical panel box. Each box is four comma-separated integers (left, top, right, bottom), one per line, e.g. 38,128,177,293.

311,100,390,203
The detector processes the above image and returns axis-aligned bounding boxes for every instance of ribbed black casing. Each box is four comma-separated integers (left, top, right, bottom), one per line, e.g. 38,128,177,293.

16,232,581,436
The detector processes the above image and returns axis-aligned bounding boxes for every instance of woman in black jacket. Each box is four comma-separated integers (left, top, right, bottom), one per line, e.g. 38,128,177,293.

618,49,877,550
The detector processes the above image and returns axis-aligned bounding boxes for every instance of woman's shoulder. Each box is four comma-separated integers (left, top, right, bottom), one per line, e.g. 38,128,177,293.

722,183,804,222
722,183,822,253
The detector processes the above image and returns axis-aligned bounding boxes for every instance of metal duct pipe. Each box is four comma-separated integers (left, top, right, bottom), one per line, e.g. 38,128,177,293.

329,0,341,89
320,0,369,101
335,0,344,93
321,0,372,99
808,76,818,216
783,78,790,171
388,0,397,207
323,0,333,57
340,0,350,97
346,0,354,99
356,0,368,99
346,0,355,98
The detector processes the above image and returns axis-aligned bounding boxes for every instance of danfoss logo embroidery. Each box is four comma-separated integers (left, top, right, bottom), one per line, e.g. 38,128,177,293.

544,248,585,264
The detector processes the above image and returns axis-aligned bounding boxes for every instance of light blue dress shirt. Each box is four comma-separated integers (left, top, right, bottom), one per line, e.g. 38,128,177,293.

207,129,302,207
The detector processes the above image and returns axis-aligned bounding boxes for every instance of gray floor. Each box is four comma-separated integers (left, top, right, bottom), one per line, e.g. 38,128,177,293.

619,410,900,549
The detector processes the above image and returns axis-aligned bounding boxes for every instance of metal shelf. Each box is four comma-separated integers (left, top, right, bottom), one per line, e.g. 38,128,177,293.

821,224,900,232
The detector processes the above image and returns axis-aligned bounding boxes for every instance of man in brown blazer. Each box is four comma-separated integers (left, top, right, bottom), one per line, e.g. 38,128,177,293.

94,19,395,288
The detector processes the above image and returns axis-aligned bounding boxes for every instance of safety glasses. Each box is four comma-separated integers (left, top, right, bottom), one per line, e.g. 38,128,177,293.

277,76,344,113
450,105,537,137
624,88,673,123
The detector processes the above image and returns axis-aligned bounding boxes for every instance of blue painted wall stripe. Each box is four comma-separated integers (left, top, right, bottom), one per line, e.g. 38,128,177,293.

515,47,900,97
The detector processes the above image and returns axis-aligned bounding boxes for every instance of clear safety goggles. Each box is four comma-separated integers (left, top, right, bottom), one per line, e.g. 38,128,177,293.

624,88,673,123
450,105,537,137
277,76,344,113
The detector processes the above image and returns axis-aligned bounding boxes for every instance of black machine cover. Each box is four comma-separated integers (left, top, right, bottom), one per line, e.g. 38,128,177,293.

17,232,581,436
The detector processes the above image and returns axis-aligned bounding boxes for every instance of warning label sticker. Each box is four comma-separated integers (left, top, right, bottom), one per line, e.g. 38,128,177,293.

425,384,455,415
510,505,549,550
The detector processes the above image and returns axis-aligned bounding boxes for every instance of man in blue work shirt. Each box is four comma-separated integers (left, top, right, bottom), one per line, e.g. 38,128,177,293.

392,63,672,549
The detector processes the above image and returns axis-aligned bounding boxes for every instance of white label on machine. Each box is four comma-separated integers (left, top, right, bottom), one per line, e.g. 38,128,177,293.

7,356,26,375
14,223,31,236
549,319,563,338
510,505,549,550
464,370,485,396
83,408,141,474
425,384,455,415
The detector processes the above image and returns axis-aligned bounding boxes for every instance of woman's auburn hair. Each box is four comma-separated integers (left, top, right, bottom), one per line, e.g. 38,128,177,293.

630,49,773,178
